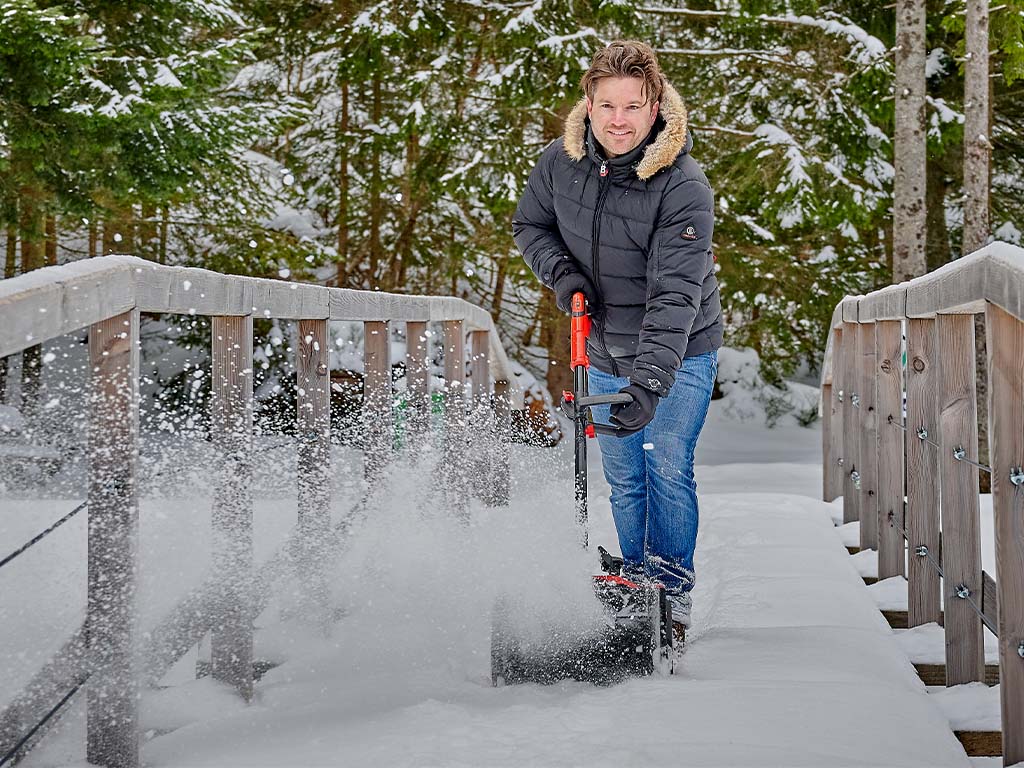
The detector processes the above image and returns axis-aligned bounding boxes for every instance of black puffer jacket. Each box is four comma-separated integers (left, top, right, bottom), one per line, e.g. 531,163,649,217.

512,84,723,396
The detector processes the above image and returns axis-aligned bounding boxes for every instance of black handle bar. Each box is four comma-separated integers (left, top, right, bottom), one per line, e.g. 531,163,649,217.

567,392,644,438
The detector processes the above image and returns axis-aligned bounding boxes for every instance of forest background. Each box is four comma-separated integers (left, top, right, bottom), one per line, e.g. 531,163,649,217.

1,0,1023,414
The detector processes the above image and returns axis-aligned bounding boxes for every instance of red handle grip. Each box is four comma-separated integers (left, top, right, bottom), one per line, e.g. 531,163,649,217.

570,292,590,370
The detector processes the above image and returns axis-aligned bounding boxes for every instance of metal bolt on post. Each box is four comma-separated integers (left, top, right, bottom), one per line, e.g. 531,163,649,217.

915,545,928,557
851,470,861,490
1018,642,1024,659
955,584,971,599
1010,467,1024,487
838,390,844,402
953,446,967,461
851,393,860,408
917,427,928,440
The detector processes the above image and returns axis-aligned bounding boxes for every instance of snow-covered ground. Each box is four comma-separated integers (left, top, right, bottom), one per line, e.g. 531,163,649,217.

2,393,991,767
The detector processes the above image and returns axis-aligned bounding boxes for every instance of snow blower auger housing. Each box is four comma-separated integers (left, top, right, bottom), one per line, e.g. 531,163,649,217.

491,293,674,687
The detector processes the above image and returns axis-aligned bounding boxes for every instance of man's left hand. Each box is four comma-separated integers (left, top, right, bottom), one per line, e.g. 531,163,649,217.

610,383,661,430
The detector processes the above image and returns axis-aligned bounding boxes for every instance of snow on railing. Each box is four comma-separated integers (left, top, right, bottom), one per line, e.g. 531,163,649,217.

819,242,1024,765
0,256,519,768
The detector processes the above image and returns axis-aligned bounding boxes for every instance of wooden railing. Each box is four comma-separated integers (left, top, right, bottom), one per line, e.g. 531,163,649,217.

820,242,1024,765
0,256,518,768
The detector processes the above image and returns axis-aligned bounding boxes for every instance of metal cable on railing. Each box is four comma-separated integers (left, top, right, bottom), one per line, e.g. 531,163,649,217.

887,510,996,635
0,682,84,767
0,501,88,571
0,435,308,574
884,415,992,473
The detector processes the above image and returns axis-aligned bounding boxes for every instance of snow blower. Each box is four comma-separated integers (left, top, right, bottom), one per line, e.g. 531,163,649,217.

490,292,673,686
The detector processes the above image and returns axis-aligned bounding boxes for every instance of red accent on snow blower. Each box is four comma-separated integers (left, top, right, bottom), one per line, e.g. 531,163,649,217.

570,292,590,369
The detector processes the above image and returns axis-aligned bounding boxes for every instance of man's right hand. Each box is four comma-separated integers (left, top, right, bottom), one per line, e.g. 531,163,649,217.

553,268,598,314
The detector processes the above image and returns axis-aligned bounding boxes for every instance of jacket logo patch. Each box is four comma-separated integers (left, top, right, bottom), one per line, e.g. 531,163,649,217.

681,226,698,240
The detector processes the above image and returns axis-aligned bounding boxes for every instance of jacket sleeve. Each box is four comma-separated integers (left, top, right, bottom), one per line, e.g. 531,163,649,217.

511,142,579,289
631,175,715,396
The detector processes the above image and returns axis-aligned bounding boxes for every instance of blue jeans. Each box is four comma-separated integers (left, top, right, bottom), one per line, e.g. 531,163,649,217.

588,352,717,596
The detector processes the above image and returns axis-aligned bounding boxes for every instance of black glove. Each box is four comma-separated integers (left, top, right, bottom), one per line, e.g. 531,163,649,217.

610,383,661,431
551,262,598,314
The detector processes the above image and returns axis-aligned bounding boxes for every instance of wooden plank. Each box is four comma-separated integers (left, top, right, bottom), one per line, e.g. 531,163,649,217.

296,319,331,624
469,330,490,405
914,663,1000,687
133,261,252,317
0,260,135,358
442,320,468,519
209,315,255,701
875,320,905,579
954,731,1003,757
907,245,1022,319
841,322,861,525
857,321,879,552
883,609,944,630
823,325,845,503
363,321,392,481
936,313,985,685
857,283,907,322
984,302,1024,764
0,627,88,762
404,321,430,439
86,309,140,768
823,382,835,501
906,318,942,627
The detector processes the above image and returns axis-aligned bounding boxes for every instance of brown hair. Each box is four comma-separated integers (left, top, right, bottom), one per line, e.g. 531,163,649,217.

580,40,665,105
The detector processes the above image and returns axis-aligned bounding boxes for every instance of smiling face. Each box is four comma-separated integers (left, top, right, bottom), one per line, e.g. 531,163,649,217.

586,76,660,158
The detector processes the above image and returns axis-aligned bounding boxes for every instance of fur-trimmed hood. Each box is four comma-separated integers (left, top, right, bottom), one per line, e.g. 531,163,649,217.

562,83,690,181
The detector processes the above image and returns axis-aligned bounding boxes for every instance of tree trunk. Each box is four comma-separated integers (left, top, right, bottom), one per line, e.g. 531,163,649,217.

963,0,991,489
5,221,15,278
537,292,571,399
45,214,57,267
492,253,509,324
892,0,927,282
925,156,951,271
19,187,45,414
88,215,98,258
1,220,14,404
158,206,169,264
102,205,135,255
336,80,350,288
368,76,383,288
139,202,157,260
962,0,990,253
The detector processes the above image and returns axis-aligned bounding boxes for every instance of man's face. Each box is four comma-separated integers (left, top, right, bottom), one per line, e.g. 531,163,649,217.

586,76,660,159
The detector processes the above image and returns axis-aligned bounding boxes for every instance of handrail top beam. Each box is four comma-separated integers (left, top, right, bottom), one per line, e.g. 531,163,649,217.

0,255,515,383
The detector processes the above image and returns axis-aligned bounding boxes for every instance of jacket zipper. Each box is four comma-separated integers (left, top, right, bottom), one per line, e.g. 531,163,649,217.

591,161,620,376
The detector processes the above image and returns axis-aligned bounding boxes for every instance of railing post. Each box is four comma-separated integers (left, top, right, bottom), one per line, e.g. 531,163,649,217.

210,315,254,701
405,321,430,440
823,326,844,503
363,321,392,481
906,317,942,627
87,309,140,768
469,330,490,406
442,320,467,518
984,302,1024,763
936,313,984,685
858,321,879,551
491,378,511,506
876,319,905,579
296,319,331,624
841,322,861,525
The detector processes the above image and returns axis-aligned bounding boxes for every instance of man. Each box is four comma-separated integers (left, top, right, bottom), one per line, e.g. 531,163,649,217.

512,40,722,641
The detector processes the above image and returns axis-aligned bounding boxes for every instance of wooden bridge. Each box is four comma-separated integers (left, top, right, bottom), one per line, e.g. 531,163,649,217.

0,244,1023,767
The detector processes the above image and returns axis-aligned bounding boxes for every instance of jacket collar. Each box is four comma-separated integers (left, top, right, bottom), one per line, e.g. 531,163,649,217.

563,83,690,181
